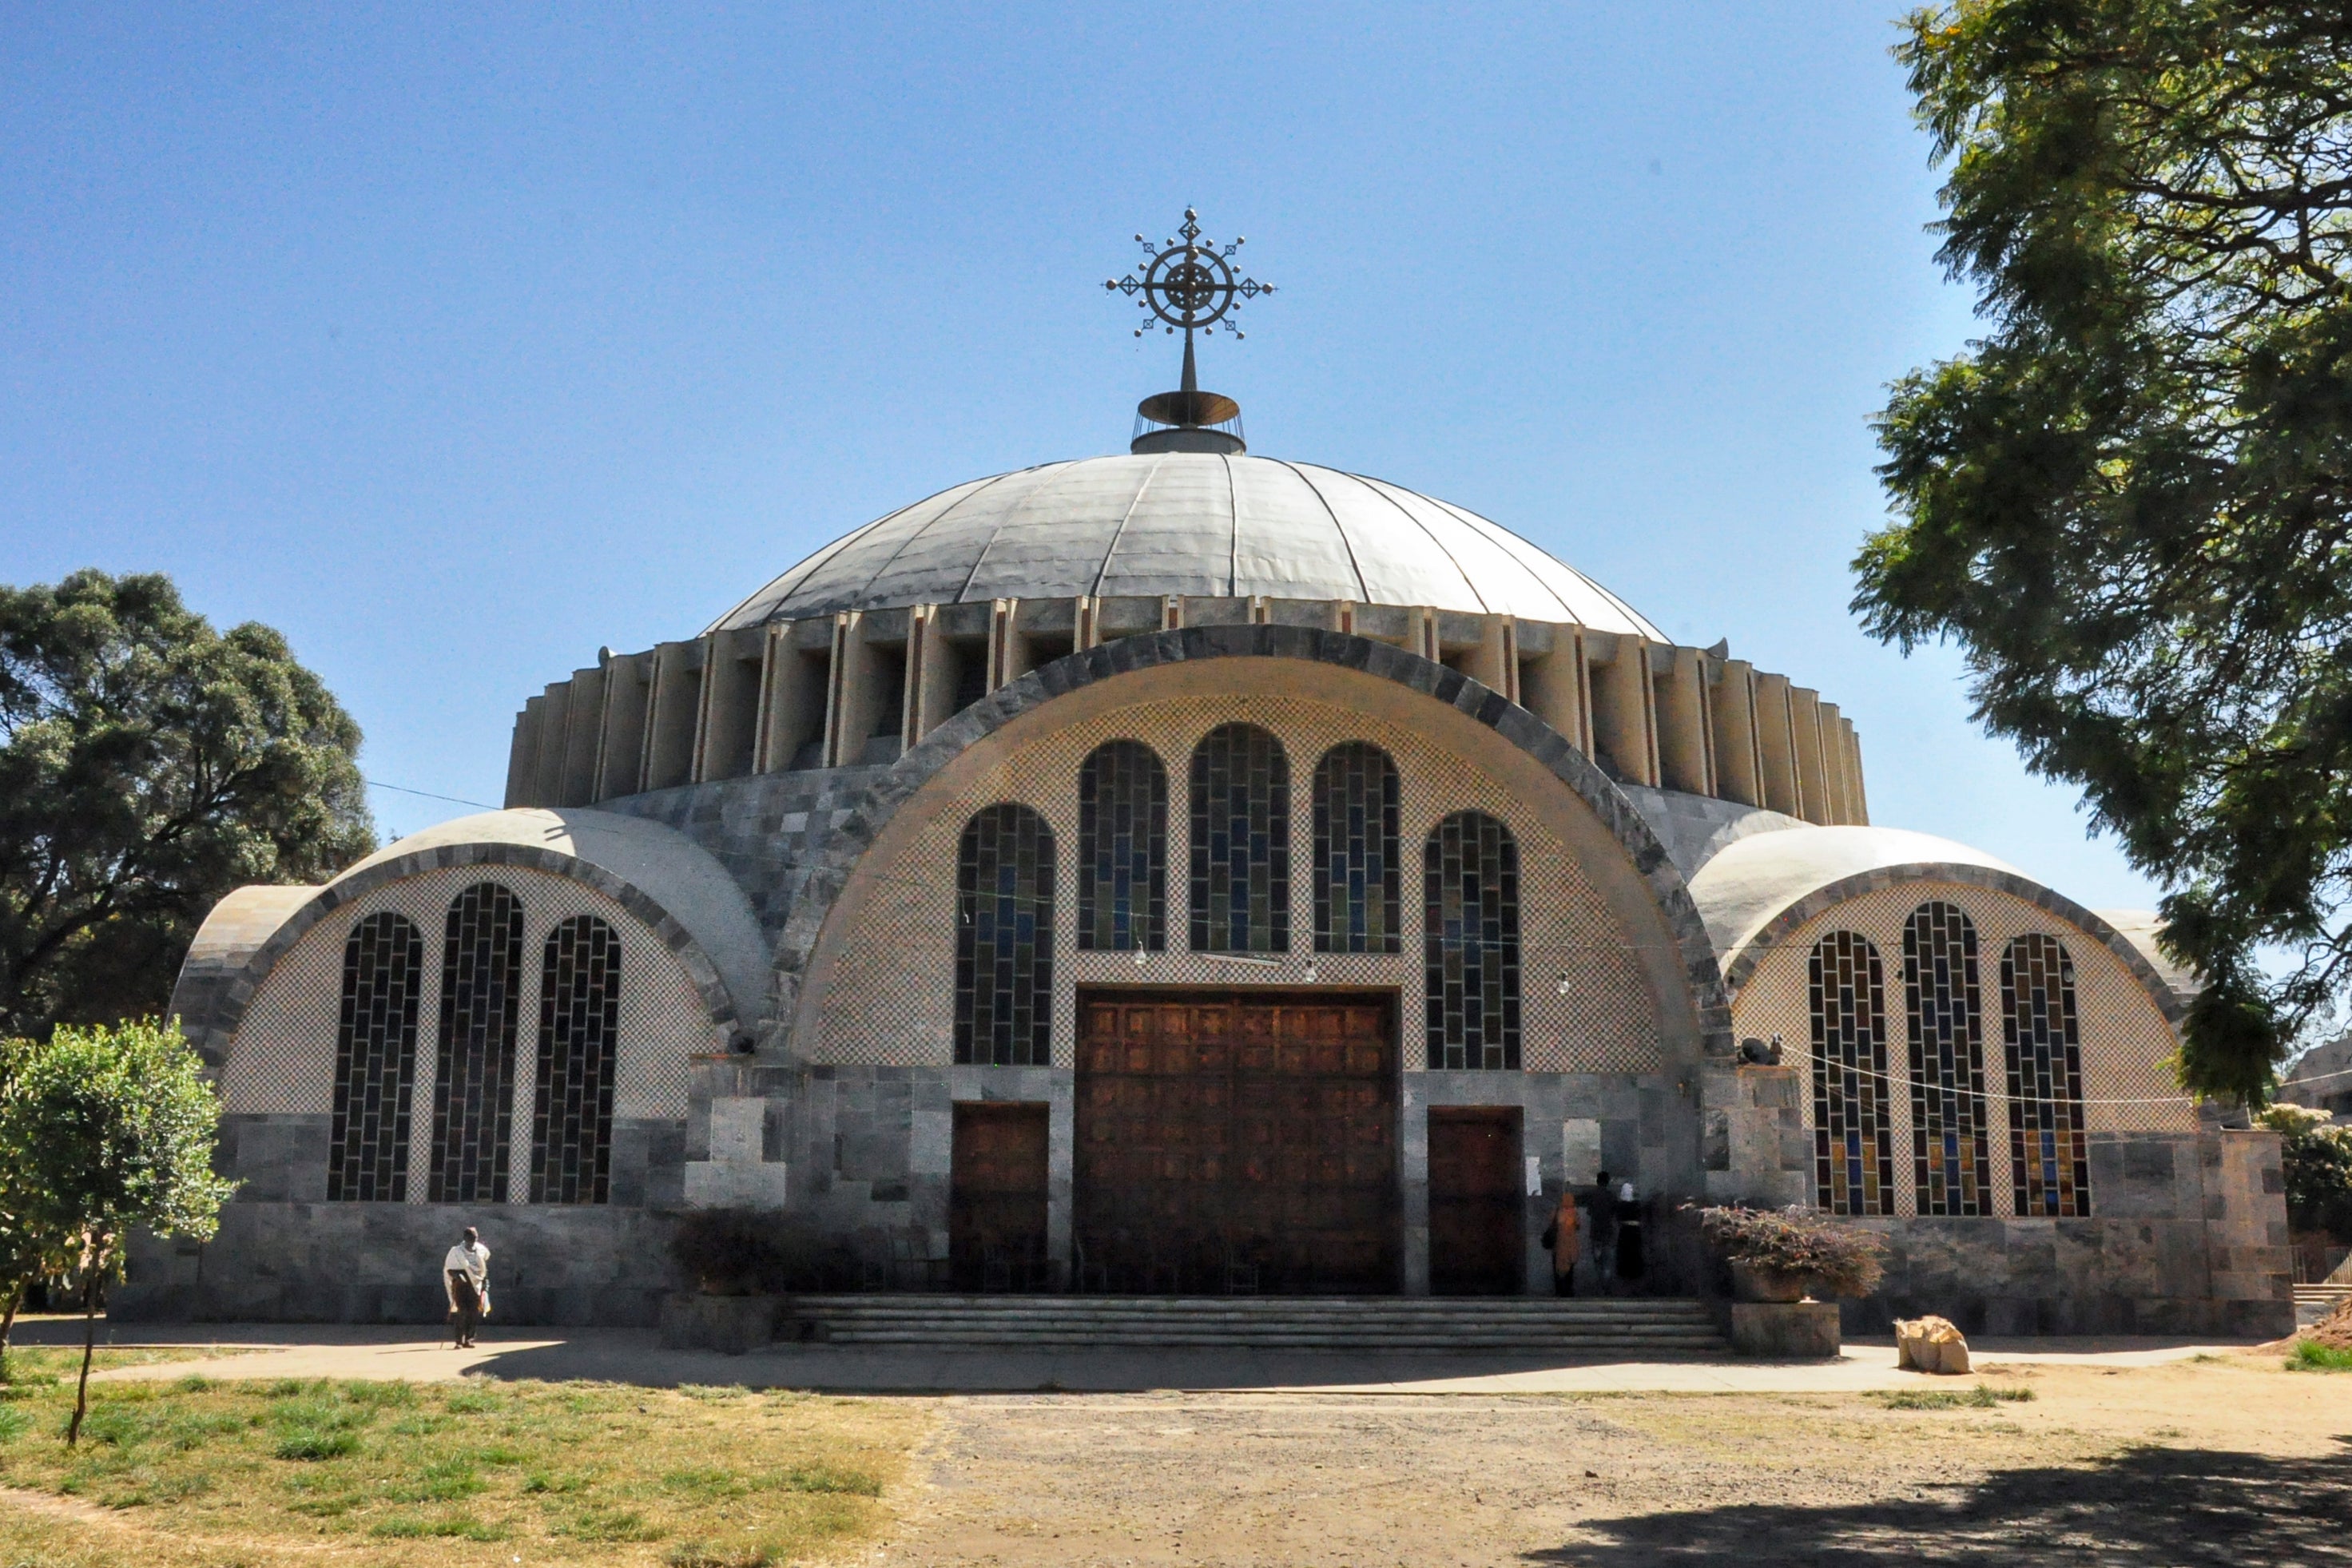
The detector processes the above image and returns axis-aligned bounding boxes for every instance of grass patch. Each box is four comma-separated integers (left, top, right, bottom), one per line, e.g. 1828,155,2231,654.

678,1383,753,1403
1871,1384,2036,1410
2288,1340,2352,1372
0,1371,922,1562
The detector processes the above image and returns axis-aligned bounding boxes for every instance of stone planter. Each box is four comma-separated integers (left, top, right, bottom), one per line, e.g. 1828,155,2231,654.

658,1292,781,1355
1730,1260,1813,1303
1730,1300,1842,1358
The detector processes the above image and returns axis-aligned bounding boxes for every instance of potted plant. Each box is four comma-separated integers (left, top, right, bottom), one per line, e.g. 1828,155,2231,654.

1697,1205,1885,1302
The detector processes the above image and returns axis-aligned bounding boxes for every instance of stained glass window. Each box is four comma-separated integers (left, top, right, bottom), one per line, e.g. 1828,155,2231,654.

1077,740,1166,952
1424,810,1520,1070
1809,931,1897,1215
956,804,1055,1066
531,915,620,1205
2002,934,2092,1217
1903,900,1990,1216
1189,723,1290,954
328,911,422,1202
431,882,524,1204
1312,743,1400,954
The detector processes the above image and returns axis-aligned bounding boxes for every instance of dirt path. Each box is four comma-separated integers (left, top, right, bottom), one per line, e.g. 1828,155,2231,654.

876,1356,2352,1566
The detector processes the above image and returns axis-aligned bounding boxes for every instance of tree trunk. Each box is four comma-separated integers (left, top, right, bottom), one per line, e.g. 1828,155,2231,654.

66,1266,98,1447
0,1279,21,1383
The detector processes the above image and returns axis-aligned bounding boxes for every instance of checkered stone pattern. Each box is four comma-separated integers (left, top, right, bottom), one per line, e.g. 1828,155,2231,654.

815,693,1663,1074
220,865,708,1201
1730,879,2193,1219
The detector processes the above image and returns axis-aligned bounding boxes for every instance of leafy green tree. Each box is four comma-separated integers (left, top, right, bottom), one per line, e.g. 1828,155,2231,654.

2259,1103,2352,1241
0,570,374,1038
0,1037,77,1382
1858,3,2352,1101
0,1019,236,1443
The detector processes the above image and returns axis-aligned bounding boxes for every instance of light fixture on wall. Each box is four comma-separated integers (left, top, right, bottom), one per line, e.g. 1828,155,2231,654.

1134,945,1149,968
1557,971,1572,995
1303,960,1320,983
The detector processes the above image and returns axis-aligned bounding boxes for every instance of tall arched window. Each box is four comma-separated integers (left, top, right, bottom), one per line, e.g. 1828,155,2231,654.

531,915,621,1205
1312,743,1400,954
1809,931,1896,1216
1189,723,1289,954
2002,934,2092,1217
431,882,524,1203
1903,900,1990,1216
1077,740,1166,952
1424,811,1520,1070
328,911,423,1201
956,804,1055,1066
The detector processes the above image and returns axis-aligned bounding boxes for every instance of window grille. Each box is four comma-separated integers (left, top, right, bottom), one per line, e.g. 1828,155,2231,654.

956,804,1055,1066
1424,810,1521,1069
1077,740,1166,952
1312,742,1400,954
1903,900,1991,1215
431,882,524,1203
1189,723,1290,954
328,911,422,1201
1809,931,1897,1215
2002,934,2092,1217
531,915,621,1204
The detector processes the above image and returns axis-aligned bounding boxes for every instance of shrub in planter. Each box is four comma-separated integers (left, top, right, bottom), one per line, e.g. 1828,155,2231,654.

667,1210,830,1296
1697,1205,1885,1300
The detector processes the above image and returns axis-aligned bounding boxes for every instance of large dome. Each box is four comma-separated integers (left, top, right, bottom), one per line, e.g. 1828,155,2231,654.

707,453,1663,638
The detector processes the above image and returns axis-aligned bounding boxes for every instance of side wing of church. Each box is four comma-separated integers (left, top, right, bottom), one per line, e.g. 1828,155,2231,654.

127,451,2293,1337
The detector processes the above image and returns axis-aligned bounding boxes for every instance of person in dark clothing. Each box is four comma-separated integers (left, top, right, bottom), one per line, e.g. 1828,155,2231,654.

1587,1169,1619,1289
1613,1181,1647,1284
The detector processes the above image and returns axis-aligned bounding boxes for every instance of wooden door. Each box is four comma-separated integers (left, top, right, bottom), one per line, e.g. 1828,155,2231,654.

949,1102,1050,1292
1076,990,1398,1294
1428,1107,1524,1296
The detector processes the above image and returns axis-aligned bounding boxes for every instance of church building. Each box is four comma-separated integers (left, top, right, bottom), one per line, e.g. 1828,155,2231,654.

131,220,2292,1338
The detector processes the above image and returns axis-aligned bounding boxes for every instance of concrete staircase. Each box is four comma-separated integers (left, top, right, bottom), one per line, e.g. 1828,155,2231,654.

779,1295,1729,1354
2294,1283,2350,1328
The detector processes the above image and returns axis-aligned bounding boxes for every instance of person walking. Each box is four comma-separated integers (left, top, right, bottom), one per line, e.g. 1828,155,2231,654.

443,1227,491,1348
1539,1185,1581,1296
1587,1169,1619,1291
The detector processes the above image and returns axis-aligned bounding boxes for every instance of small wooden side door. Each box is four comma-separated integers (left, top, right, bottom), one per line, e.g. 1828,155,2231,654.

950,1102,1051,1292
1428,1107,1524,1296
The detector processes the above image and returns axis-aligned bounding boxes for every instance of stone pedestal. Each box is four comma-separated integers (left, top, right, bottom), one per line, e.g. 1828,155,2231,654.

1730,1300,1841,1358
658,1292,779,1355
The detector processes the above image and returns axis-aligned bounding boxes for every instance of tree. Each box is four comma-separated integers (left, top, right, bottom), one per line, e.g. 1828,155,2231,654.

2258,1103,2352,1241
0,570,375,1038
1857,3,2352,1101
0,1036,77,1382
0,1020,236,1443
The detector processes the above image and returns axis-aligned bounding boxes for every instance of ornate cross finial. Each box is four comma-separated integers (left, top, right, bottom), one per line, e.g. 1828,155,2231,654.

1105,207,1274,343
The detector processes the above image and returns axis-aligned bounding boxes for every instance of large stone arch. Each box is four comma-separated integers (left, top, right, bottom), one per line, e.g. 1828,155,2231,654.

767,622,1733,1062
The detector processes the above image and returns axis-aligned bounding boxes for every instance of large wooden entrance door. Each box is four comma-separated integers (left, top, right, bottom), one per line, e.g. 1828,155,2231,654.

949,1102,1050,1292
1076,990,1398,1294
1428,1107,1524,1296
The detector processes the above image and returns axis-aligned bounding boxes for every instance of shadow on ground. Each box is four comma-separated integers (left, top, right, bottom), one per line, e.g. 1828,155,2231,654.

1526,1441,2352,1566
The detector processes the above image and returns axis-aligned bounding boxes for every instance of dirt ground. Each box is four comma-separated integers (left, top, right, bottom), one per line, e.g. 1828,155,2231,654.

876,1353,2352,1567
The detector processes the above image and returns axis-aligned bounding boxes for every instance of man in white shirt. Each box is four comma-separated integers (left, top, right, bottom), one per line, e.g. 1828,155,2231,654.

443,1228,491,1348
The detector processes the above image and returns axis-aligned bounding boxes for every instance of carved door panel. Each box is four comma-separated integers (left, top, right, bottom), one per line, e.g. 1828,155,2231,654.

1428,1106,1524,1296
1076,990,1398,1293
949,1102,1050,1291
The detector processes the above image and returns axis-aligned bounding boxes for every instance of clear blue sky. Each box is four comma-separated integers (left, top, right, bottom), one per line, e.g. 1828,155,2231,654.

0,4,2164,911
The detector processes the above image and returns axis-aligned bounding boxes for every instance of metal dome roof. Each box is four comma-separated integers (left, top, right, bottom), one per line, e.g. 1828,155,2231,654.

707,453,1663,638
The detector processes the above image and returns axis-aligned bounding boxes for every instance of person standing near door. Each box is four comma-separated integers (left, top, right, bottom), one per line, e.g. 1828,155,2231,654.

1540,1185,1581,1296
1613,1180,1647,1285
1587,1169,1619,1291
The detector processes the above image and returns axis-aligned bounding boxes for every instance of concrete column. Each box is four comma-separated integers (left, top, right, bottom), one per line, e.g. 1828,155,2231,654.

986,600,1017,689
1710,659,1764,808
1074,594,1101,652
1789,687,1829,825
693,626,766,784
531,682,571,809
505,701,542,808
1459,614,1516,699
1753,673,1804,820
821,613,860,768
642,641,704,793
1587,631,1660,787
904,604,949,744
594,650,653,801
1516,621,1589,755
1654,646,1715,796
558,665,606,807
1844,720,1870,825
754,621,831,773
